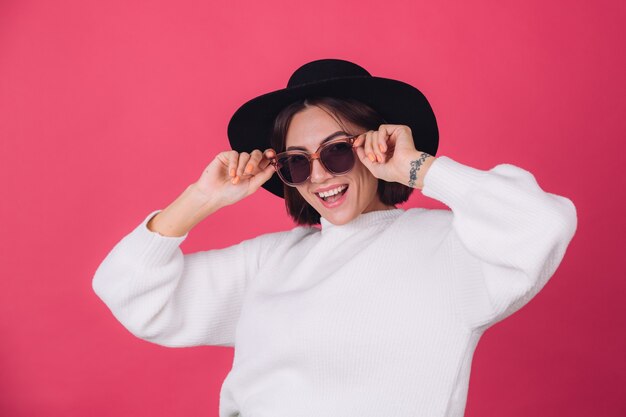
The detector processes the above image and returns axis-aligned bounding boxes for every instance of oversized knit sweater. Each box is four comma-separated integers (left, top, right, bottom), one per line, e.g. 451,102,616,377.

92,155,578,417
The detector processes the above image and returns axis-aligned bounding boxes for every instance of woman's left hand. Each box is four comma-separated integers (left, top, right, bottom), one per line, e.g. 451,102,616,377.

353,124,436,189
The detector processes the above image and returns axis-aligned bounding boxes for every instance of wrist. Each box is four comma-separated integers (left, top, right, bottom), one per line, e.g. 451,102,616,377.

395,150,436,190
149,185,223,237
183,183,225,217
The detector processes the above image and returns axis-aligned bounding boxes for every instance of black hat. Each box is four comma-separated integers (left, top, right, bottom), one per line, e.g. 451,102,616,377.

227,58,439,198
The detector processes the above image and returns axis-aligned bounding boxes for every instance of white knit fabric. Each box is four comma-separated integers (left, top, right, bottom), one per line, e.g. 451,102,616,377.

92,155,577,417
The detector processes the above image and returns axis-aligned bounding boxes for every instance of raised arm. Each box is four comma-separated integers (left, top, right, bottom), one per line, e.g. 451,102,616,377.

351,126,577,330
419,156,578,330
92,147,280,347
92,207,287,347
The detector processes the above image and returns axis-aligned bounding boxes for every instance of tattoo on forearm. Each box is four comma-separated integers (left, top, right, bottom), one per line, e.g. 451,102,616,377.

408,152,432,188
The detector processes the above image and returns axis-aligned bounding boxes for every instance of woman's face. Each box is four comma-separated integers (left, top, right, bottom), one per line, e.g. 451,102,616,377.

285,105,394,225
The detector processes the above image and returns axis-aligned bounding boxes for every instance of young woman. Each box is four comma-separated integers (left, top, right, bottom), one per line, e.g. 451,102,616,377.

93,59,578,417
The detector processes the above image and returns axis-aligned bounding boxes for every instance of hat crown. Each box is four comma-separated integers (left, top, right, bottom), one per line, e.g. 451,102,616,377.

287,59,371,88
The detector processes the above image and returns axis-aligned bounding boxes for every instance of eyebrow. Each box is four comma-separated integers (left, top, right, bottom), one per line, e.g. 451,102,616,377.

286,131,349,151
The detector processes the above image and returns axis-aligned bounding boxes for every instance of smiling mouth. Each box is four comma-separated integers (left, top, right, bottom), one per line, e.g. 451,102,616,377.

315,184,349,203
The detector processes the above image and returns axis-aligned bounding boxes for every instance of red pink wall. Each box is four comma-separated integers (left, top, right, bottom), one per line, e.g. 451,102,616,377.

1,0,623,416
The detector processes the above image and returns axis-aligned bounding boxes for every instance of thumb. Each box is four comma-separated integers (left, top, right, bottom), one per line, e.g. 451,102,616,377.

249,163,276,190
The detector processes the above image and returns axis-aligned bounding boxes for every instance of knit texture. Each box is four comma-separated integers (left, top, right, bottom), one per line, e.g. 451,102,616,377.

92,155,577,417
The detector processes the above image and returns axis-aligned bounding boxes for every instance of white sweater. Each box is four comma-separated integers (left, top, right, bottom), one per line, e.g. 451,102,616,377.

92,155,577,417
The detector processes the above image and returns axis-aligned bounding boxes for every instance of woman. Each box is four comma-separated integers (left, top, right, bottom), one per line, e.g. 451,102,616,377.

93,59,578,417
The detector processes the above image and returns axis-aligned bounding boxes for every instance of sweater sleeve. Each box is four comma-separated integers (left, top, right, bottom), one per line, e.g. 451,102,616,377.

92,209,283,348
421,156,578,331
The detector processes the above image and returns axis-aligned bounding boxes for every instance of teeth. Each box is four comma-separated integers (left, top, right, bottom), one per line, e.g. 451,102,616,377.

317,185,347,198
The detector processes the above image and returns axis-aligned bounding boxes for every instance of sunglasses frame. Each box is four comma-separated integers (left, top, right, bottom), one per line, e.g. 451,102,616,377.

269,135,359,186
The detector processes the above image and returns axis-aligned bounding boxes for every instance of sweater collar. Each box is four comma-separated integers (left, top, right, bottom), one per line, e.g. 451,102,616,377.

319,208,405,234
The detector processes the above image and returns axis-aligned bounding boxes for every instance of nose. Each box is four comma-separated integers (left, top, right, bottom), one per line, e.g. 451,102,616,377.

309,157,333,183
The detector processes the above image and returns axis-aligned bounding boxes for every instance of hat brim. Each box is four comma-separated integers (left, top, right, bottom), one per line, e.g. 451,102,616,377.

227,76,439,198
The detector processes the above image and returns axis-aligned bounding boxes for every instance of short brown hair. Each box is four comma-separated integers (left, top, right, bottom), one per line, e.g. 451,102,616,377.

270,96,415,226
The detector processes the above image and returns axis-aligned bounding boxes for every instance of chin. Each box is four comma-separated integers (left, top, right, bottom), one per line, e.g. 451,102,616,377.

316,204,358,225
322,214,350,225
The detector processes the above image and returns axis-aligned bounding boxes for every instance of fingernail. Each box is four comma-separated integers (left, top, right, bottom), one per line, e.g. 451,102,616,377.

379,144,385,152
376,154,383,163
245,164,252,173
368,153,375,162
230,168,235,177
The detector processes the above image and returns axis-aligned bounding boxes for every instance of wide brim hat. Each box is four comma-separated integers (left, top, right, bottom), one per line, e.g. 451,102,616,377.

227,58,439,198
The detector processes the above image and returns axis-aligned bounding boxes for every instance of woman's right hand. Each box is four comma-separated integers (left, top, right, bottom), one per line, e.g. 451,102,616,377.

192,148,277,208
146,148,277,237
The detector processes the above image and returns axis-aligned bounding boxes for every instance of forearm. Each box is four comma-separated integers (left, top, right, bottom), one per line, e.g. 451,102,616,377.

92,208,252,347
419,156,578,328
148,184,224,237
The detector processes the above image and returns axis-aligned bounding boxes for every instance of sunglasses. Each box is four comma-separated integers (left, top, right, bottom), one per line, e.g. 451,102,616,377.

269,135,359,186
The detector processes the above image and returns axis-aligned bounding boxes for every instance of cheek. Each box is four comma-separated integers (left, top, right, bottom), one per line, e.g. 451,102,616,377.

354,163,377,191
296,186,315,205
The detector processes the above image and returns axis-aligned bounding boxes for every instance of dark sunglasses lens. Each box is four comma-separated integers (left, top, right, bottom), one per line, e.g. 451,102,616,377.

320,142,355,174
278,154,310,184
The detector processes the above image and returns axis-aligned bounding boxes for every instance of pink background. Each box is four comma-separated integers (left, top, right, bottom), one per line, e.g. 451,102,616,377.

1,0,624,416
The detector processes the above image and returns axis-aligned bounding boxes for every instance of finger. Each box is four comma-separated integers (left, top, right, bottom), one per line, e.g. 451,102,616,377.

378,129,388,153
261,148,276,169
353,134,365,148
372,131,384,163
355,144,374,171
246,149,263,174
249,162,275,190
378,124,395,137
236,152,251,179
364,131,376,163
380,124,399,151
227,151,238,178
